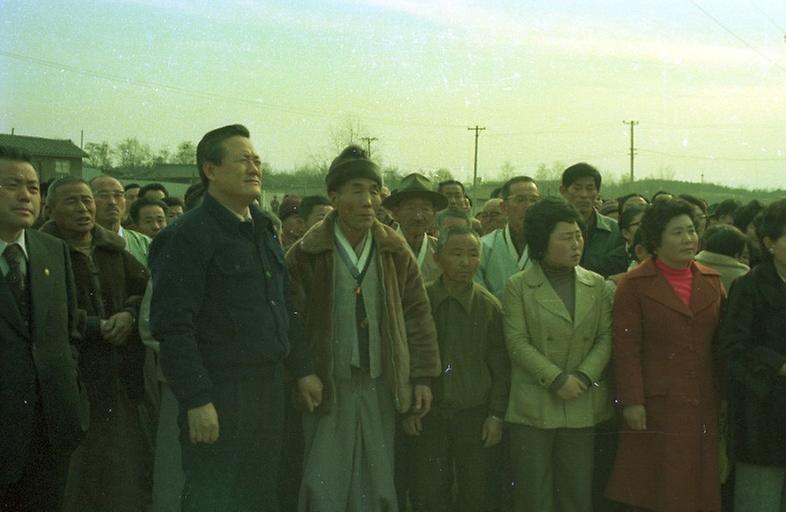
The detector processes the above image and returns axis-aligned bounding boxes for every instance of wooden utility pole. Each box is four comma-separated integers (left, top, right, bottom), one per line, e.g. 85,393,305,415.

623,120,638,182
467,125,486,209
360,136,378,158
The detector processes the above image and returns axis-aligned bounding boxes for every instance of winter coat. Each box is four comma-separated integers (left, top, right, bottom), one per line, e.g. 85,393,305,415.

286,211,441,414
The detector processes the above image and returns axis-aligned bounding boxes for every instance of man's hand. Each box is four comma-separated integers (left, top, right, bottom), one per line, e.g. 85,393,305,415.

481,416,503,448
556,375,587,401
623,404,647,431
188,403,219,444
402,415,423,436
101,311,134,346
297,374,323,413
411,384,433,418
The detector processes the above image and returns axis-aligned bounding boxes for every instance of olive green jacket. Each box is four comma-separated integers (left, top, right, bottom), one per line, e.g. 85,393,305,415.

503,262,613,428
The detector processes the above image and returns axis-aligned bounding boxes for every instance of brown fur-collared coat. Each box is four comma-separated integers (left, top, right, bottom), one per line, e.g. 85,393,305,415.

285,211,440,414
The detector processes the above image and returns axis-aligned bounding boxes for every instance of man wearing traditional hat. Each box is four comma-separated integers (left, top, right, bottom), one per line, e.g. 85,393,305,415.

287,145,441,512
383,173,448,284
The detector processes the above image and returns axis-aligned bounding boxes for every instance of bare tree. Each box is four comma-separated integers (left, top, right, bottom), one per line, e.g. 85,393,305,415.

84,141,114,170
116,138,152,169
174,141,197,165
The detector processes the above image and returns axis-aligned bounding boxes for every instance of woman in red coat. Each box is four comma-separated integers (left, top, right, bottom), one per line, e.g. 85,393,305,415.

607,199,724,512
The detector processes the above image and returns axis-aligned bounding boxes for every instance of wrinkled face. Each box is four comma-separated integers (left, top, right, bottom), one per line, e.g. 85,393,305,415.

502,181,540,231
480,200,506,233
560,176,598,218
0,159,40,238
304,204,332,229
543,221,584,269
435,233,481,286
204,136,262,205
440,184,464,209
136,204,167,237
92,176,126,229
165,205,184,222
393,197,435,236
655,214,698,268
331,178,381,235
51,183,95,236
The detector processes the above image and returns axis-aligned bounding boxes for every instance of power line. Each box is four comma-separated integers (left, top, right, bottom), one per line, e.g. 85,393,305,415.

638,148,784,161
749,1,786,34
686,0,786,72
0,50,467,131
468,125,486,208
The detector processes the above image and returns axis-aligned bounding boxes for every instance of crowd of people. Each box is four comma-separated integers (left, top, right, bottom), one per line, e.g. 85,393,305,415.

0,124,784,512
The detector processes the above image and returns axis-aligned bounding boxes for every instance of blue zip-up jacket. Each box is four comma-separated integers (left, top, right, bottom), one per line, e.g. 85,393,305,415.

149,193,313,409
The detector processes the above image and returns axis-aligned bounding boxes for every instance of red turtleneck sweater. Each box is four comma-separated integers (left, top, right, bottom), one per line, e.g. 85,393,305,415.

655,258,693,305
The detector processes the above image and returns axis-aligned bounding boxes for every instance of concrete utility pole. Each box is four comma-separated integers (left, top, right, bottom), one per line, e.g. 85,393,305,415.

467,125,486,209
360,136,378,158
623,120,638,182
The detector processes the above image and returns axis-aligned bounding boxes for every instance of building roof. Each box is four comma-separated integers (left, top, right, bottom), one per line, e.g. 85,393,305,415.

0,133,88,158
145,163,198,180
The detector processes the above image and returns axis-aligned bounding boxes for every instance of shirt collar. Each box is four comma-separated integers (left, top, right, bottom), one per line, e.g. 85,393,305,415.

203,192,261,233
0,231,28,260
430,276,475,315
503,223,530,270
334,221,372,270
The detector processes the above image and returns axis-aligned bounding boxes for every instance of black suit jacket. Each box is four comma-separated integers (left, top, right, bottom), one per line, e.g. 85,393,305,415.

0,229,89,485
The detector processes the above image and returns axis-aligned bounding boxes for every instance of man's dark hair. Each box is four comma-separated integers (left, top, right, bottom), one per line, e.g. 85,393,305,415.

184,182,205,211
490,187,502,199
138,182,169,199
298,195,331,220
46,176,89,209
702,224,747,258
619,203,648,231
524,196,584,261
561,162,602,190
651,190,673,202
435,207,470,229
130,197,167,225
758,198,786,262
162,196,185,209
714,198,741,219
124,182,140,192
0,145,36,169
437,179,465,194
639,199,696,254
196,124,250,188
500,176,536,200
678,194,707,214
434,224,479,254
733,199,765,233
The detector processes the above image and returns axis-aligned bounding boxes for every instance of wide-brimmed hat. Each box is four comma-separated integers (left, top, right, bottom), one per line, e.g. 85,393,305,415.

382,173,448,210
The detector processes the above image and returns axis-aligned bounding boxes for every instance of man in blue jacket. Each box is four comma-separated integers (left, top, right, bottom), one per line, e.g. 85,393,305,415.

149,124,321,512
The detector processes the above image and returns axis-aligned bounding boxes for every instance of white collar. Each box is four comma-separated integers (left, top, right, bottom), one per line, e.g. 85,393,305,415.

0,231,28,260
504,224,529,270
335,222,372,271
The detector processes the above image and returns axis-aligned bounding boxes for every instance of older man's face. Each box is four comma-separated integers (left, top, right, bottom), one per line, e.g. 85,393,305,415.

51,183,95,236
92,176,126,230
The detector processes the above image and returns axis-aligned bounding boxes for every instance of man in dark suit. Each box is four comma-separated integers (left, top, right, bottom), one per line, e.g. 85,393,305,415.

0,146,88,511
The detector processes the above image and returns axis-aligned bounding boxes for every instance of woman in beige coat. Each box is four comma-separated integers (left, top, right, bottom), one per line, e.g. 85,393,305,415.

503,197,613,512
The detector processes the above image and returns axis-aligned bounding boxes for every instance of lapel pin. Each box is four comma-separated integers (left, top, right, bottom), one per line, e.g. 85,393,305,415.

44,268,50,276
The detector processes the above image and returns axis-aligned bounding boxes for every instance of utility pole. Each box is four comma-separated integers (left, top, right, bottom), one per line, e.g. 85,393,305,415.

623,120,638,183
80,129,84,149
467,125,486,209
360,136,378,158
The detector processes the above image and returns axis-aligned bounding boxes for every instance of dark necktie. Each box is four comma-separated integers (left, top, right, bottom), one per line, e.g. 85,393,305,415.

4,243,30,330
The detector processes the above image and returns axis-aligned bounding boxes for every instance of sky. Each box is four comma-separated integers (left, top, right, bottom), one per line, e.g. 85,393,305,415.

2,0,785,190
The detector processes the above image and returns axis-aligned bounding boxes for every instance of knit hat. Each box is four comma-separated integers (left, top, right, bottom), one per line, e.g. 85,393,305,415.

325,145,382,192
278,195,301,221
382,173,448,210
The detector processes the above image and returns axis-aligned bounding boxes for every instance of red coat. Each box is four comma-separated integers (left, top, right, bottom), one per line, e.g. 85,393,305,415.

607,258,723,512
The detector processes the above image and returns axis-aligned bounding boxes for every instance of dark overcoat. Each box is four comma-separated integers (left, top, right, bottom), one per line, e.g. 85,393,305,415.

607,257,723,512
718,261,786,466
0,229,89,486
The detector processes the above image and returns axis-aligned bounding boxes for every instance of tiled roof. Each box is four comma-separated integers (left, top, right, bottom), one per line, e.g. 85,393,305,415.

0,133,88,158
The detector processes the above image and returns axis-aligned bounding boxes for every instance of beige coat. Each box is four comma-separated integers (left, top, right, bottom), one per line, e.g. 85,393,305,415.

503,263,613,428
